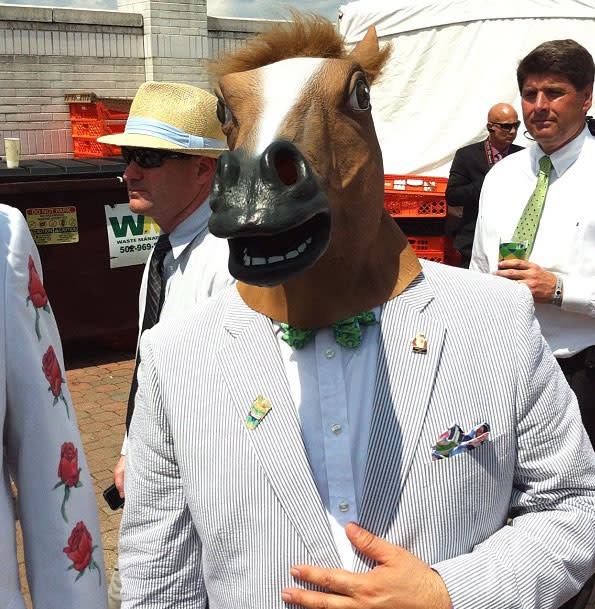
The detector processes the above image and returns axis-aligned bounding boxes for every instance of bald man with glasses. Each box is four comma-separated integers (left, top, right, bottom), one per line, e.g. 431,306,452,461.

446,103,523,267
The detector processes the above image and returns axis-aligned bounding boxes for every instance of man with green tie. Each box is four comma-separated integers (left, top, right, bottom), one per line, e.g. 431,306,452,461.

470,39,595,449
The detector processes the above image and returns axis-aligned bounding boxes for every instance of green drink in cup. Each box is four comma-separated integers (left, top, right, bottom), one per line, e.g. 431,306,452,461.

498,240,528,262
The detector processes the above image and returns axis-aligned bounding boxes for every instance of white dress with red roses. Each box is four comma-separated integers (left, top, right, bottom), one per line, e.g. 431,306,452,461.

0,205,108,609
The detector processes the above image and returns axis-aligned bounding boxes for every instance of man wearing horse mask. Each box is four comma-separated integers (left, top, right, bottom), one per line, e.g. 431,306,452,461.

118,14,595,609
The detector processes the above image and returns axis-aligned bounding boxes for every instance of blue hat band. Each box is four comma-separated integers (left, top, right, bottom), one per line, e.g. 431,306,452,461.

124,116,226,149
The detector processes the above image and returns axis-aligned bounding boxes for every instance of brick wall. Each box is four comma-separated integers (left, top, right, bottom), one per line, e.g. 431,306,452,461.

0,2,284,159
0,4,144,159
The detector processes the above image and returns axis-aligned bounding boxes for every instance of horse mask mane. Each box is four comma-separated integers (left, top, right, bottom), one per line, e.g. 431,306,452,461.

209,13,421,328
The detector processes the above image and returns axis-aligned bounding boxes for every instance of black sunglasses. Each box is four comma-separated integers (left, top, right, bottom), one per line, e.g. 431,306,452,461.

121,146,191,169
491,121,521,132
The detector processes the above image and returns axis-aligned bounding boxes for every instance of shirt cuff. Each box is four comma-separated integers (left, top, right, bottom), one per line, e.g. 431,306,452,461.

560,274,595,317
121,434,128,455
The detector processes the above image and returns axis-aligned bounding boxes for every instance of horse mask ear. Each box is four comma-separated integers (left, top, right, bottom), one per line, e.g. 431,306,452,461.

349,26,391,85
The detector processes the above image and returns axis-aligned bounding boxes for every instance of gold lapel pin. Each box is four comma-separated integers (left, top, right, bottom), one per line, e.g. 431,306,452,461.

412,332,428,354
245,394,272,430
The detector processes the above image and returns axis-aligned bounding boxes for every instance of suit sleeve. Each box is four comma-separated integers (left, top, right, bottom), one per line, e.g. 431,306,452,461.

432,291,595,609
445,148,481,209
119,331,207,609
2,206,107,609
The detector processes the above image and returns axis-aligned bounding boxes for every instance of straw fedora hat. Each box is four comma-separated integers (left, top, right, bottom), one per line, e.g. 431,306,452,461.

98,81,227,158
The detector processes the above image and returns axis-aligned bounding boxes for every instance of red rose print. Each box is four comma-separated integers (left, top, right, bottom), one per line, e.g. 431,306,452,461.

58,442,80,487
25,255,51,340
42,346,70,418
27,255,48,307
63,521,93,571
54,442,83,522
63,522,102,585
43,345,62,397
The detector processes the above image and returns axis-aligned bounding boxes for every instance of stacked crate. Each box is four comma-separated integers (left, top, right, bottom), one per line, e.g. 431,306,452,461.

384,174,460,266
65,93,131,159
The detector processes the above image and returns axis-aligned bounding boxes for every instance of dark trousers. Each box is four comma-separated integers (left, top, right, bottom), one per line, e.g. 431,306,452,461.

557,346,595,447
556,347,595,609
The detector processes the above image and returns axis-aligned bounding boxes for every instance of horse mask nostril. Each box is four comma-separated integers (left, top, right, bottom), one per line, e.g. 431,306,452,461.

274,147,298,186
261,141,307,188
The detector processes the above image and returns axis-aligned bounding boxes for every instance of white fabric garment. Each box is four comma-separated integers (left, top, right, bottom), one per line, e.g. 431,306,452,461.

470,126,595,357
0,205,107,609
274,308,380,569
337,0,595,175
138,198,233,326
121,199,234,454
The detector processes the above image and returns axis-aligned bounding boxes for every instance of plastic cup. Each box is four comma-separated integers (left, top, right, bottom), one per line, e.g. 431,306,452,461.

498,240,528,261
4,138,20,169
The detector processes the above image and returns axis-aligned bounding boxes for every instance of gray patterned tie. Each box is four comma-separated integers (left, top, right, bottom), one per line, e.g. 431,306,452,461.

126,234,171,431
512,155,552,259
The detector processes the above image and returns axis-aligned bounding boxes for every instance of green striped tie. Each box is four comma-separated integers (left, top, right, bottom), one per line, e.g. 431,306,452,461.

512,155,552,259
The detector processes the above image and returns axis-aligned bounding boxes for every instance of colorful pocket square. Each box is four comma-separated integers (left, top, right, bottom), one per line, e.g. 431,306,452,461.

245,395,272,430
431,422,490,460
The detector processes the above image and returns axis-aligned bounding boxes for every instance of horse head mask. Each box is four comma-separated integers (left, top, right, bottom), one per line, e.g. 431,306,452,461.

210,13,421,328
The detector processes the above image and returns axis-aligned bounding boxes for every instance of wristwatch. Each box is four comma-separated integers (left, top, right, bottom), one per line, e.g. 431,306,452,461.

550,274,563,307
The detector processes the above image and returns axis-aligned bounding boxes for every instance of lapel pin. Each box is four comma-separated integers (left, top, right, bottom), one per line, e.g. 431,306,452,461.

412,332,428,354
245,394,272,430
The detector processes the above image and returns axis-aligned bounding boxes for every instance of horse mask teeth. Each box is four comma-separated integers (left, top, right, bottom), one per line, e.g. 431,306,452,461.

240,235,315,268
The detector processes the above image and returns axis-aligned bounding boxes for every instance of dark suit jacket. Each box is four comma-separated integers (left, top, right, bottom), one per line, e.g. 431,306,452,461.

446,139,523,264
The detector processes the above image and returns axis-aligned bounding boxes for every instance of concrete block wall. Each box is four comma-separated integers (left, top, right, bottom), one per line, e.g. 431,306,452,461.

116,0,209,86
0,1,284,160
207,16,279,61
0,4,144,159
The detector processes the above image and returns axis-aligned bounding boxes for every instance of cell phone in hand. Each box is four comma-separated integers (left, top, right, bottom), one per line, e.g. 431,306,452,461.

103,483,125,510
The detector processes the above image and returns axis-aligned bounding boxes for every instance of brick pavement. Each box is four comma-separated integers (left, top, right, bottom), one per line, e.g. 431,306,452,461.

14,347,595,608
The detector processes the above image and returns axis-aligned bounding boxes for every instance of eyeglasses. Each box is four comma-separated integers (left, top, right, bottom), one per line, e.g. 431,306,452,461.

121,147,191,169
490,121,521,132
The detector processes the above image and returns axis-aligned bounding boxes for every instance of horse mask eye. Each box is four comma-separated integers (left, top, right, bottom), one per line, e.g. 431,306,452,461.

216,99,233,125
348,78,371,111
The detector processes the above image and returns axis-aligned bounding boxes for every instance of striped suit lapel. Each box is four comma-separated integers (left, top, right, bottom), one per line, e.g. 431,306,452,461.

355,272,445,570
215,289,341,568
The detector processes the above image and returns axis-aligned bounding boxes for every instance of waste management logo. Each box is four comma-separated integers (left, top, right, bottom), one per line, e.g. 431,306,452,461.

104,204,160,269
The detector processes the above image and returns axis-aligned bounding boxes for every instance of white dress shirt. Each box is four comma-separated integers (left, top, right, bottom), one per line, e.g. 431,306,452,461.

274,307,381,569
138,198,233,325
122,199,234,453
470,126,595,357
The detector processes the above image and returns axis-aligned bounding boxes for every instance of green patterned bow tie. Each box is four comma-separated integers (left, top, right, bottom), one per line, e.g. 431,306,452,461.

280,311,377,350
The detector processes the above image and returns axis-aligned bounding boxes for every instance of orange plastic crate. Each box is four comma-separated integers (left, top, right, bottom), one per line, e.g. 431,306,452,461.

415,250,446,263
68,102,101,120
72,136,121,158
66,95,130,157
407,235,450,252
407,235,458,265
98,102,130,121
70,118,126,138
384,174,448,218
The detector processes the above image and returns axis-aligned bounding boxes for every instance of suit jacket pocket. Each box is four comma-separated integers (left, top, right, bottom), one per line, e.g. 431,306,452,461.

422,433,510,489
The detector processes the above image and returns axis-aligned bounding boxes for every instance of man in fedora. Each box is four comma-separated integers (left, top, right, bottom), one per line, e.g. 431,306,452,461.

97,81,234,608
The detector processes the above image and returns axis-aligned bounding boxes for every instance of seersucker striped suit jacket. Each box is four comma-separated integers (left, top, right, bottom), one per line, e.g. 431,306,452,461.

120,260,595,609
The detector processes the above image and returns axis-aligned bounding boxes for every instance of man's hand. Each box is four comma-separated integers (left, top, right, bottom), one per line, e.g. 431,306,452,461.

113,455,126,498
281,523,451,609
495,259,557,303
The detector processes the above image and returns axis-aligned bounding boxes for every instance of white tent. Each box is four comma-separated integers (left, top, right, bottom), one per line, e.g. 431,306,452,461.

338,0,595,176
